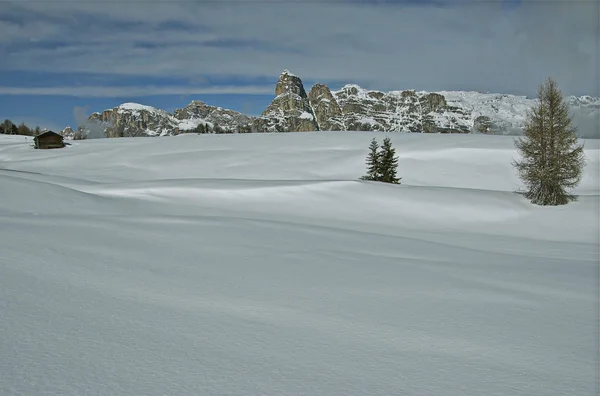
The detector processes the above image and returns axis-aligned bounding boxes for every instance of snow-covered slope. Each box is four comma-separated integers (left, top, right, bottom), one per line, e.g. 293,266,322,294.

1,133,598,396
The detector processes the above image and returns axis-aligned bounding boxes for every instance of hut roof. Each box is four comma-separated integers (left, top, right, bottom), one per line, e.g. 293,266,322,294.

35,131,63,139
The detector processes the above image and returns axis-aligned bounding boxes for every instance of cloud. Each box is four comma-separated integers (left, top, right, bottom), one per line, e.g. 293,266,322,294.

0,0,597,96
0,85,274,97
572,108,600,139
71,106,105,139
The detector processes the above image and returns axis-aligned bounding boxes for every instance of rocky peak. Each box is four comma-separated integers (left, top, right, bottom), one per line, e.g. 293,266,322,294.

88,103,178,138
275,69,308,98
308,83,336,103
173,100,212,119
254,70,318,132
61,125,74,138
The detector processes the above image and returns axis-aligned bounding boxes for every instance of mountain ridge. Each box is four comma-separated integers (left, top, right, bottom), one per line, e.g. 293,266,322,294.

62,70,600,139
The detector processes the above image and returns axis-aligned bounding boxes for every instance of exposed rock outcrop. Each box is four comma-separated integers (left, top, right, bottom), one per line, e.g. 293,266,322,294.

253,70,319,132
308,84,345,131
173,100,253,132
88,103,178,137
83,101,255,138
473,115,495,134
419,93,447,113
332,85,473,133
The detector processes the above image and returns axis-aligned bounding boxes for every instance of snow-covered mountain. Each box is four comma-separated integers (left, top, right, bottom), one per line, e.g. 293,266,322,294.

64,101,254,139
63,70,599,138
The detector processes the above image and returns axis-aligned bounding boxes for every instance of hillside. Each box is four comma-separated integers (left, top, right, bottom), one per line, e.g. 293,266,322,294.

1,132,598,395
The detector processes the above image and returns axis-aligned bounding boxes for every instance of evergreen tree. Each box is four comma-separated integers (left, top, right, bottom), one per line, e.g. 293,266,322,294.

513,77,585,205
195,123,206,134
361,138,381,181
379,136,401,184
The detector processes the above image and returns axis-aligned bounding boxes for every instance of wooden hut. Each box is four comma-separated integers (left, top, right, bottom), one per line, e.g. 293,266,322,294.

34,131,64,149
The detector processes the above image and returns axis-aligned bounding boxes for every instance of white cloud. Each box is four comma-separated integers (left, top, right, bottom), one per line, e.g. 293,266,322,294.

0,85,274,97
1,0,598,96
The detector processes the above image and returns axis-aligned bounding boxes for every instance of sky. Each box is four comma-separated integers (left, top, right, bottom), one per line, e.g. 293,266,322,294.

0,0,598,131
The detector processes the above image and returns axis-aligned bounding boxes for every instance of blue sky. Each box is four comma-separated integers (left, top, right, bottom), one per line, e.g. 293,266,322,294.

0,0,598,131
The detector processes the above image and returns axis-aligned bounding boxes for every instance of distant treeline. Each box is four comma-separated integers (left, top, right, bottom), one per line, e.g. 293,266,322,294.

1,119,44,136
191,123,253,134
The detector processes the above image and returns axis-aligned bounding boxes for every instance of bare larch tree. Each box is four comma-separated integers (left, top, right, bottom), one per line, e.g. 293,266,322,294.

513,77,585,205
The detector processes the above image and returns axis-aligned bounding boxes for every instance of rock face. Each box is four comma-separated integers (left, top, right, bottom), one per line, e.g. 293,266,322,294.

173,101,253,132
254,70,319,132
308,84,345,131
473,115,495,134
332,85,473,133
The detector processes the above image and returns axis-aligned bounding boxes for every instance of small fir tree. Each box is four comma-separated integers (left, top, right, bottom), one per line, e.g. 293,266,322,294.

379,136,401,184
513,77,585,205
361,138,381,181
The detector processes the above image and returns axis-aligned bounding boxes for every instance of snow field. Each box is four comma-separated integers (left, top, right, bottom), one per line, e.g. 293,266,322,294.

0,132,598,395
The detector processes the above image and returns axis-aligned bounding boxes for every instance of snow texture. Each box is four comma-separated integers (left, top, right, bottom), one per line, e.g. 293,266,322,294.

177,118,211,131
299,111,315,120
117,102,159,112
0,132,598,396
114,103,173,119
281,69,297,77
